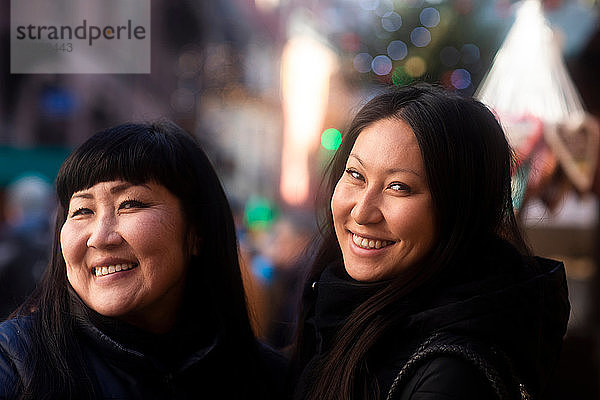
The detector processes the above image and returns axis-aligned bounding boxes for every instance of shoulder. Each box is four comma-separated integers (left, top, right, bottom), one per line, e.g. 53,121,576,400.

256,341,288,381
0,316,35,398
392,355,496,400
256,341,289,398
385,333,524,400
0,316,34,362
257,340,288,368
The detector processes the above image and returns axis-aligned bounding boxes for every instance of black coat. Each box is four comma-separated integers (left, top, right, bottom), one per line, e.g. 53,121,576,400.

293,239,570,399
0,310,286,399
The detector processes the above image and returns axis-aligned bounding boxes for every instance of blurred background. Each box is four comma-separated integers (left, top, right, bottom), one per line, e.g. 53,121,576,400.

1,0,600,398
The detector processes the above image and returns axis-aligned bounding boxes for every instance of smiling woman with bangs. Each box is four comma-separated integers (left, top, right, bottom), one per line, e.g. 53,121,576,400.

0,121,285,399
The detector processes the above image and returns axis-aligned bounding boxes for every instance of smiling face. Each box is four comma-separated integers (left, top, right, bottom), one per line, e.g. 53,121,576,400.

60,180,190,333
331,118,436,282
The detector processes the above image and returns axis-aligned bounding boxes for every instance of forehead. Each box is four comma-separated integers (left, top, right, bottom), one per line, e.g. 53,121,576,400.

349,118,424,171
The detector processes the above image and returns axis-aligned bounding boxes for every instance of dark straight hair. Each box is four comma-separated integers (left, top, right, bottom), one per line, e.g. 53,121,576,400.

14,121,257,399
294,83,528,400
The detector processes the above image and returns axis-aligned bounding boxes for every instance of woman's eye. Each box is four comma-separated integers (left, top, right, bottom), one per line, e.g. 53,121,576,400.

71,208,92,217
119,199,148,210
389,182,411,193
346,169,364,181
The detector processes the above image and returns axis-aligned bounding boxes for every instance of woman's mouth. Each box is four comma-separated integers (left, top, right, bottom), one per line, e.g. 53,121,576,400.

93,263,138,277
352,233,394,250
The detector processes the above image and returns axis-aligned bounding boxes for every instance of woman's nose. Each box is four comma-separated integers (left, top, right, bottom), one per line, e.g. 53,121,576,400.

86,215,123,248
350,190,383,225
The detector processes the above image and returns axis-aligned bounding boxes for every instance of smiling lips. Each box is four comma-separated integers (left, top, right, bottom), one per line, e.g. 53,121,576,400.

93,263,138,277
352,233,394,250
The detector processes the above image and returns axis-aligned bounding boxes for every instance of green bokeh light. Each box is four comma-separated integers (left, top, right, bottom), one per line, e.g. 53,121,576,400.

392,66,413,87
321,128,342,151
244,196,275,230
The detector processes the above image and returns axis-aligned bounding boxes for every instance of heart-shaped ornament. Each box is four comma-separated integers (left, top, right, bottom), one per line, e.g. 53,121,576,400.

544,113,600,193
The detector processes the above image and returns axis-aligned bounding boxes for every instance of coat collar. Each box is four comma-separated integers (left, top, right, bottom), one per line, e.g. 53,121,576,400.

69,289,220,374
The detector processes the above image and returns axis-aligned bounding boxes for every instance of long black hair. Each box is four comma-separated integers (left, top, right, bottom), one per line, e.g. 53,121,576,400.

14,121,256,399
294,83,528,399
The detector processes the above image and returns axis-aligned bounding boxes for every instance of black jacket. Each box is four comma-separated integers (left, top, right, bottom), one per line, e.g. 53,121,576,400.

294,239,570,399
0,311,286,399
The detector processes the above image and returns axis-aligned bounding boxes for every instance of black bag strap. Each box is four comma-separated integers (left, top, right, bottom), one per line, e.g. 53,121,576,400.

385,333,531,400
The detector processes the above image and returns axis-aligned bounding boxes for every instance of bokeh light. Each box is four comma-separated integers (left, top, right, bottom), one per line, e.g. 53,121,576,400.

244,196,275,230
461,43,480,64
410,27,431,47
387,40,408,61
280,35,335,206
451,68,472,89
420,8,441,28
372,55,393,75
321,128,342,150
382,12,402,32
251,254,274,283
40,87,78,117
353,52,373,73
440,70,453,89
404,56,427,77
440,46,460,67
392,66,413,86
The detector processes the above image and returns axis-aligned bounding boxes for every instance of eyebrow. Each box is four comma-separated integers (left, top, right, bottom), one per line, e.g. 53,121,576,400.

71,183,152,199
348,154,422,177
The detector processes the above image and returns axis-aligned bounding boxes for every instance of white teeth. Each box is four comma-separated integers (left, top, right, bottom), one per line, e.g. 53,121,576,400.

352,234,392,250
94,263,137,277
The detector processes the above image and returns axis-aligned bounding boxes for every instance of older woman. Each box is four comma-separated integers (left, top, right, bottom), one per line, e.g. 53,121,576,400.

291,84,569,400
0,121,284,399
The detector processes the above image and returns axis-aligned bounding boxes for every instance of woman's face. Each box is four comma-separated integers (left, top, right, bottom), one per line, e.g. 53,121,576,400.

61,180,190,332
331,118,436,282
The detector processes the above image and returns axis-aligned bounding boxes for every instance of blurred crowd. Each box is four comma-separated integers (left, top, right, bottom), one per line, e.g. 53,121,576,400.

0,175,53,318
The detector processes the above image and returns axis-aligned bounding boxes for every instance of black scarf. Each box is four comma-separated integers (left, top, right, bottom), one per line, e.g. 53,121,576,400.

69,285,218,372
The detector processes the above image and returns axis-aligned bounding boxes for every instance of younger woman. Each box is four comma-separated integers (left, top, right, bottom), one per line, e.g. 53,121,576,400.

292,84,569,400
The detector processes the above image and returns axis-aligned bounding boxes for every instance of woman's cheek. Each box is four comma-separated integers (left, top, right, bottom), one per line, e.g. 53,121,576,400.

331,182,350,218
61,221,85,269
60,222,73,262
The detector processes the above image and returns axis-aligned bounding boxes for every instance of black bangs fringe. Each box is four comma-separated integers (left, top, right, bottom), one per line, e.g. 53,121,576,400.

56,122,190,207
